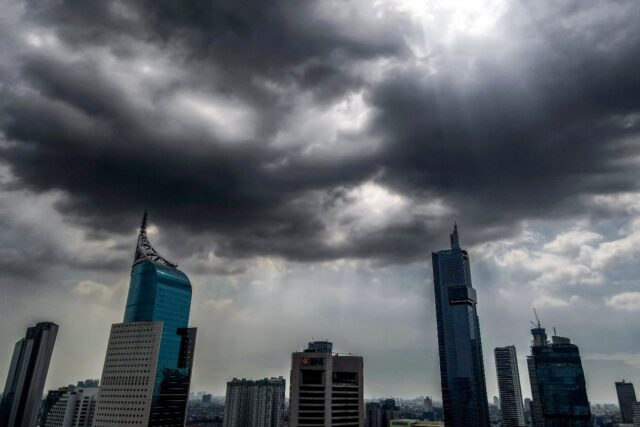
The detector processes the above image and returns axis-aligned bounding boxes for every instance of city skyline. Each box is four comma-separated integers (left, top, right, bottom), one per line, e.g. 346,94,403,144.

1,0,640,407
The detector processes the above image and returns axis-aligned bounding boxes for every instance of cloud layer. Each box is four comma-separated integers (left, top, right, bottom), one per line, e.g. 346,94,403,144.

0,0,640,402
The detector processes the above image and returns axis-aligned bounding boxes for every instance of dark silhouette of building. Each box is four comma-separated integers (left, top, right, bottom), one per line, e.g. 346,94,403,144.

495,346,525,427
93,212,197,426
289,341,364,427
432,225,490,427
366,402,382,427
527,326,591,427
615,380,636,424
0,321,59,427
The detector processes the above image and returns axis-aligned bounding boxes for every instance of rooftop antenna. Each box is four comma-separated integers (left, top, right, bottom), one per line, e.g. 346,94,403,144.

140,209,148,233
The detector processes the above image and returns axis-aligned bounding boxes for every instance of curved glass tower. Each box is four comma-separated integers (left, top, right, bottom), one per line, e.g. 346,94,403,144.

94,212,197,426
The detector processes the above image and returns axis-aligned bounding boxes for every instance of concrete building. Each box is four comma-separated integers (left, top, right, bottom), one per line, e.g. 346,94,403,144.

0,321,59,427
93,213,197,426
223,377,285,427
616,380,637,424
42,380,99,427
432,225,490,427
494,346,525,427
289,341,364,427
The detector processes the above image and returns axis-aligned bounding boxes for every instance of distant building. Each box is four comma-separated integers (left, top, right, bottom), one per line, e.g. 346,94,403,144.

527,327,591,427
92,213,197,426
432,225,490,427
223,377,285,427
424,397,434,413
616,380,637,424
389,421,444,427
203,393,213,403
494,346,525,427
381,399,399,426
41,386,72,427
289,341,364,427
0,321,59,427
633,401,640,427
366,402,382,427
42,380,99,427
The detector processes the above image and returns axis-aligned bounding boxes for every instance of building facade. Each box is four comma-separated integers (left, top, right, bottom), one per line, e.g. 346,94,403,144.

223,377,285,427
93,212,197,426
289,341,364,427
0,321,59,427
633,402,640,427
494,346,525,427
42,380,99,427
432,225,490,427
616,380,637,424
527,327,591,427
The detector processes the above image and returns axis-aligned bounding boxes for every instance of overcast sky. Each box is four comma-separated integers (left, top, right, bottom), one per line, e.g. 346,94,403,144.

1,0,640,403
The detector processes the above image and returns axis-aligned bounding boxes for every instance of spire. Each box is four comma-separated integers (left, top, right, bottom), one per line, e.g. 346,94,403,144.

140,209,148,234
133,211,178,268
450,222,460,249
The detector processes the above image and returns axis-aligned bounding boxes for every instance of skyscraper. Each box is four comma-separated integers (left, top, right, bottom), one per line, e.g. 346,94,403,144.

0,321,59,427
93,212,197,426
223,377,286,427
432,225,490,427
289,341,364,427
494,346,525,427
527,327,591,427
616,380,637,424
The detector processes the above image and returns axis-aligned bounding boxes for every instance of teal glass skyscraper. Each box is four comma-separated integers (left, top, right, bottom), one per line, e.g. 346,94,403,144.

432,225,490,427
527,327,591,427
93,212,197,426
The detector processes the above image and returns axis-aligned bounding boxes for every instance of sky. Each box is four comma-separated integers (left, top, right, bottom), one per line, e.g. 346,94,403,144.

0,0,639,404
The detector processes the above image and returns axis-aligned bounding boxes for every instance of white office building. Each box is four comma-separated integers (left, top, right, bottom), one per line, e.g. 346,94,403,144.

42,380,99,427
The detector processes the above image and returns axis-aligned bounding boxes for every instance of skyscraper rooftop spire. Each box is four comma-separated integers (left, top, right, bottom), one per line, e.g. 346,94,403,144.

450,222,460,249
133,211,178,268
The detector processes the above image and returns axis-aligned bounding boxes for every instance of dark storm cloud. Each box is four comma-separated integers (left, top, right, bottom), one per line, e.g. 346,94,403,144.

2,0,640,263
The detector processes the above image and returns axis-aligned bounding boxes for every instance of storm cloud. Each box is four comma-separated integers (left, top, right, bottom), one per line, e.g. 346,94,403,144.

1,0,640,402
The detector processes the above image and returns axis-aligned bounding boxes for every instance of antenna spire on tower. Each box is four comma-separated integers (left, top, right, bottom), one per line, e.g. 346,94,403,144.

140,210,148,234
450,222,460,249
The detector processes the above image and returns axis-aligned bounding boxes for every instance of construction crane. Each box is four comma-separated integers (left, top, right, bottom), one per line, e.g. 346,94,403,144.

529,308,542,328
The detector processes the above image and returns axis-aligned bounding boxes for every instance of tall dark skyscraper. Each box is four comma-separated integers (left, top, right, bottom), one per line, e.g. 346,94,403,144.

93,213,197,426
0,321,59,427
527,327,591,427
432,225,490,427
494,346,525,427
615,380,637,424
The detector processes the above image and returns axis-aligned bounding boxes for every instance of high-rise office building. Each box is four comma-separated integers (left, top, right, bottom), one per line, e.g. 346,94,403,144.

527,327,591,427
432,225,490,427
42,380,99,427
616,380,637,424
289,341,364,427
93,213,197,426
223,377,285,427
0,321,59,427
494,346,525,427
